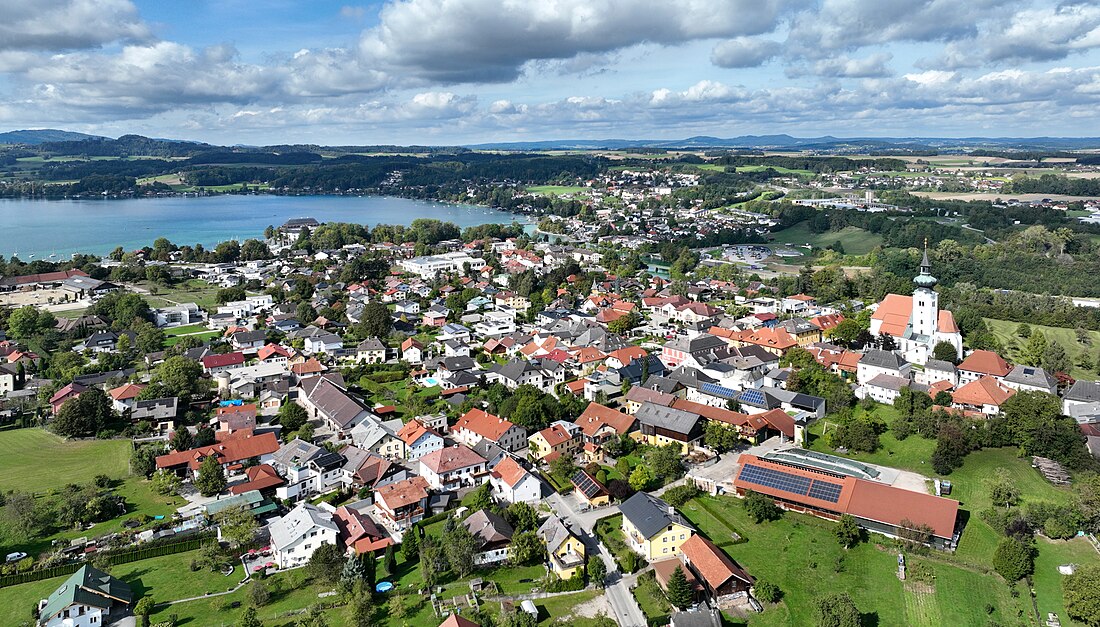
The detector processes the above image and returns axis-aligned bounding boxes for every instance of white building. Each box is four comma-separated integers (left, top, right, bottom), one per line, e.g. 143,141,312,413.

268,502,339,569
398,251,486,279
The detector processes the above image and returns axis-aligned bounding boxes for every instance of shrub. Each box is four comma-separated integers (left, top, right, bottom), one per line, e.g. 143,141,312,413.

754,579,781,603
662,484,701,508
993,538,1035,582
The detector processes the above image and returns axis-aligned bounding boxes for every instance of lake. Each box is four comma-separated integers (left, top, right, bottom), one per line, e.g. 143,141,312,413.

0,195,527,259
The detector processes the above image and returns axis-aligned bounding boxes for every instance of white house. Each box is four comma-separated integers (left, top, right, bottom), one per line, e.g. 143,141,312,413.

37,565,131,627
396,419,444,461
488,456,542,504
418,445,488,491
268,502,339,569
270,439,346,502
856,350,911,385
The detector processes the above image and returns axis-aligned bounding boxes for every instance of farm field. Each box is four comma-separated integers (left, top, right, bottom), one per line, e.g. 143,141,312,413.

0,428,130,493
527,185,588,196
735,165,815,176
682,495,1025,626
769,222,884,256
985,317,1100,380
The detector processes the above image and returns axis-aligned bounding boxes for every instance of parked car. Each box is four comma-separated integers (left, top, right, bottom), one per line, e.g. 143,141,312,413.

5,552,28,563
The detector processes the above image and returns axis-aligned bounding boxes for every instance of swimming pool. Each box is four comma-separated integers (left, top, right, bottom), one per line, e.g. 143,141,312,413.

423,377,441,387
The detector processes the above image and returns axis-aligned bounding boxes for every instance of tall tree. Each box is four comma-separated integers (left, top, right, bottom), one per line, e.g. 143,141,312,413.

815,593,861,627
195,455,227,496
666,565,693,610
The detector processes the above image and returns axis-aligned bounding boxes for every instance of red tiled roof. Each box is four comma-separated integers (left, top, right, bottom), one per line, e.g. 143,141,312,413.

455,408,517,442
229,464,284,495
156,432,279,471
952,376,1015,407
958,350,1011,377
490,456,529,489
439,615,481,627
420,445,486,473
202,352,244,369
376,476,429,510
576,402,635,437
109,383,145,401
397,419,437,446
679,534,753,590
607,346,647,364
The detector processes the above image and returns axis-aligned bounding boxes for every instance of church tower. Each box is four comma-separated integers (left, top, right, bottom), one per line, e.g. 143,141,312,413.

911,241,938,339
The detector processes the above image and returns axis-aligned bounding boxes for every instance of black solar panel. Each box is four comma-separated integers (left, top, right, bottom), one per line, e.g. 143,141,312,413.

571,471,605,499
738,463,811,496
807,479,843,504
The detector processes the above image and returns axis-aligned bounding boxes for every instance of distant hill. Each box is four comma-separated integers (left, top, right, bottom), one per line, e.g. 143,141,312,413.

0,129,107,145
467,135,1100,151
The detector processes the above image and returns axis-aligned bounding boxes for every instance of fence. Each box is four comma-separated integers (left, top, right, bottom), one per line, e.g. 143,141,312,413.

0,532,215,588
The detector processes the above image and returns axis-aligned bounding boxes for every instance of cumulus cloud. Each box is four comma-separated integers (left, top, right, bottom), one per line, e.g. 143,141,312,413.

711,38,782,68
0,0,150,51
788,53,894,78
934,4,1100,68
358,0,788,83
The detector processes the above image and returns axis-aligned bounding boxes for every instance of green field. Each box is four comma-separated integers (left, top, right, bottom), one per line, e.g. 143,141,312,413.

770,223,884,255
735,165,816,176
803,422,1097,625
985,317,1100,380
136,279,222,309
0,428,130,494
527,185,587,196
683,495,1025,626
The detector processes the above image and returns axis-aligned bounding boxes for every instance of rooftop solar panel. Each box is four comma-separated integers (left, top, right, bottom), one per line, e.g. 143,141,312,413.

571,470,605,499
738,463,811,496
807,479,843,504
739,389,766,406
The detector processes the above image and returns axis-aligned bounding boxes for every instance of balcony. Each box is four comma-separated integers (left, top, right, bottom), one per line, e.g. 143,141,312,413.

551,550,585,570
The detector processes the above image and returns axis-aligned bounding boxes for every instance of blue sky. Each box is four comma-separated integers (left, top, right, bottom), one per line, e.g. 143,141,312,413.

2,0,1100,145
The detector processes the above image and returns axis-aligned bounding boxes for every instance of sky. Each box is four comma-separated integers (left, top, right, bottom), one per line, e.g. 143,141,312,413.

2,0,1100,145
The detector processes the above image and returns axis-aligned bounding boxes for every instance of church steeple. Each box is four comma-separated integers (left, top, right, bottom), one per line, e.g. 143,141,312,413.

914,239,937,288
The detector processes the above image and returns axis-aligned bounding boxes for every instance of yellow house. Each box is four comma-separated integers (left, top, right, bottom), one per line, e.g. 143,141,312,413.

538,515,586,580
528,422,581,462
620,492,694,561
571,469,611,508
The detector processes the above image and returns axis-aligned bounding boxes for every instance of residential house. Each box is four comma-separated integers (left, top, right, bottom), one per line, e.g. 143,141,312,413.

270,438,346,501
37,565,131,627
463,509,514,565
635,401,704,453
1003,365,1058,395
155,431,280,479
268,502,339,568
856,350,912,385
538,515,586,580
333,504,392,554
374,476,430,529
418,445,488,490
201,352,245,374
488,456,541,504
528,421,582,462
108,382,144,413
339,445,407,491
396,419,443,461
676,535,753,607
1063,380,1100,422
355,337,387,364
957,350,1011,385
951,376,1016,415
661,334,728,368
452,408,528,453
298,376,374,436
619,492,694,561
575,401,636,447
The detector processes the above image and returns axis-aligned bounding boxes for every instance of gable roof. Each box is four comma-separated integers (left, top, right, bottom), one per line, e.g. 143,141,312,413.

376,476,429,510
635,402,702,435
490,455,531,489
679,534,753,590
952,375,1015,407
268,502,337,551
420,445,486,473
455,408,519,442
462,509,514,547
619,491,692,539
537,515,577,553
202,352,245,369
39,565,132,622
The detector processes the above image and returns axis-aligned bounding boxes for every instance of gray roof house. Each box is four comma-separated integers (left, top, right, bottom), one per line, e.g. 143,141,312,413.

619,491,693,540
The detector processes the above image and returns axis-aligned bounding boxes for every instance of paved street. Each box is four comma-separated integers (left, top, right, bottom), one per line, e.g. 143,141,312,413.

547,490,646,626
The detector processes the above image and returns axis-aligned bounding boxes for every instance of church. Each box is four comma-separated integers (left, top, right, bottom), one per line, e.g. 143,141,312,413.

868,247,963,365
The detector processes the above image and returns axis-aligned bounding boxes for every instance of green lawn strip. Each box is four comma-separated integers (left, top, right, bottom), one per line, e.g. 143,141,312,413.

805,406,936,475
1032,537,1100,626
594,514,636,572
984,318,1100,380
734,165,816,176
164,323,212,337
0,428,130,493
165,331,221,347
768,223,884,256
681,495,1027,626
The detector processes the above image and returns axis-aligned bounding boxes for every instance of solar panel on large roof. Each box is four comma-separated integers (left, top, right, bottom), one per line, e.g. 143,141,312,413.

807,479,843,504
739,389,766,406
738,463,811,496
701,382,737,399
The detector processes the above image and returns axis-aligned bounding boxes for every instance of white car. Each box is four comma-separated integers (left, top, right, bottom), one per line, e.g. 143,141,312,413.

5,552,27,563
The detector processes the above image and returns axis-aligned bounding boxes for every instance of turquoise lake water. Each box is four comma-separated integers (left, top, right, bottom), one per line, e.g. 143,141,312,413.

0,195,526,259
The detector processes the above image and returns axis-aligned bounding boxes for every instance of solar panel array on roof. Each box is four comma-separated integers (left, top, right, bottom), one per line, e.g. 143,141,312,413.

738,389,766,406
739,463,844,504
571,470,606,499
700,382,737,399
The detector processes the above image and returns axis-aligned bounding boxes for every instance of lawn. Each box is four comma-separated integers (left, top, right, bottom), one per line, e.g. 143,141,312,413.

594,514,638,572
632,571,672,624
1032,537,1100,627
0,428,130,494
527,185,588,196
985,318,1100,380
769,223,884,256
735,165,816,176
681,495,1025,626
135,279,223,309
805,406,937,474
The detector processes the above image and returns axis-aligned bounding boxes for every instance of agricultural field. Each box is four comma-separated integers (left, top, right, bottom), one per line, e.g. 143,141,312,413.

985,318,1100,380
735,164,816,176
769,222,884,256
527,185,588,196
0,428,130,494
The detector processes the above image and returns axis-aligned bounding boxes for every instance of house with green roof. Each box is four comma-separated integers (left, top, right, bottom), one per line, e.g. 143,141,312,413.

38,564,132,627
